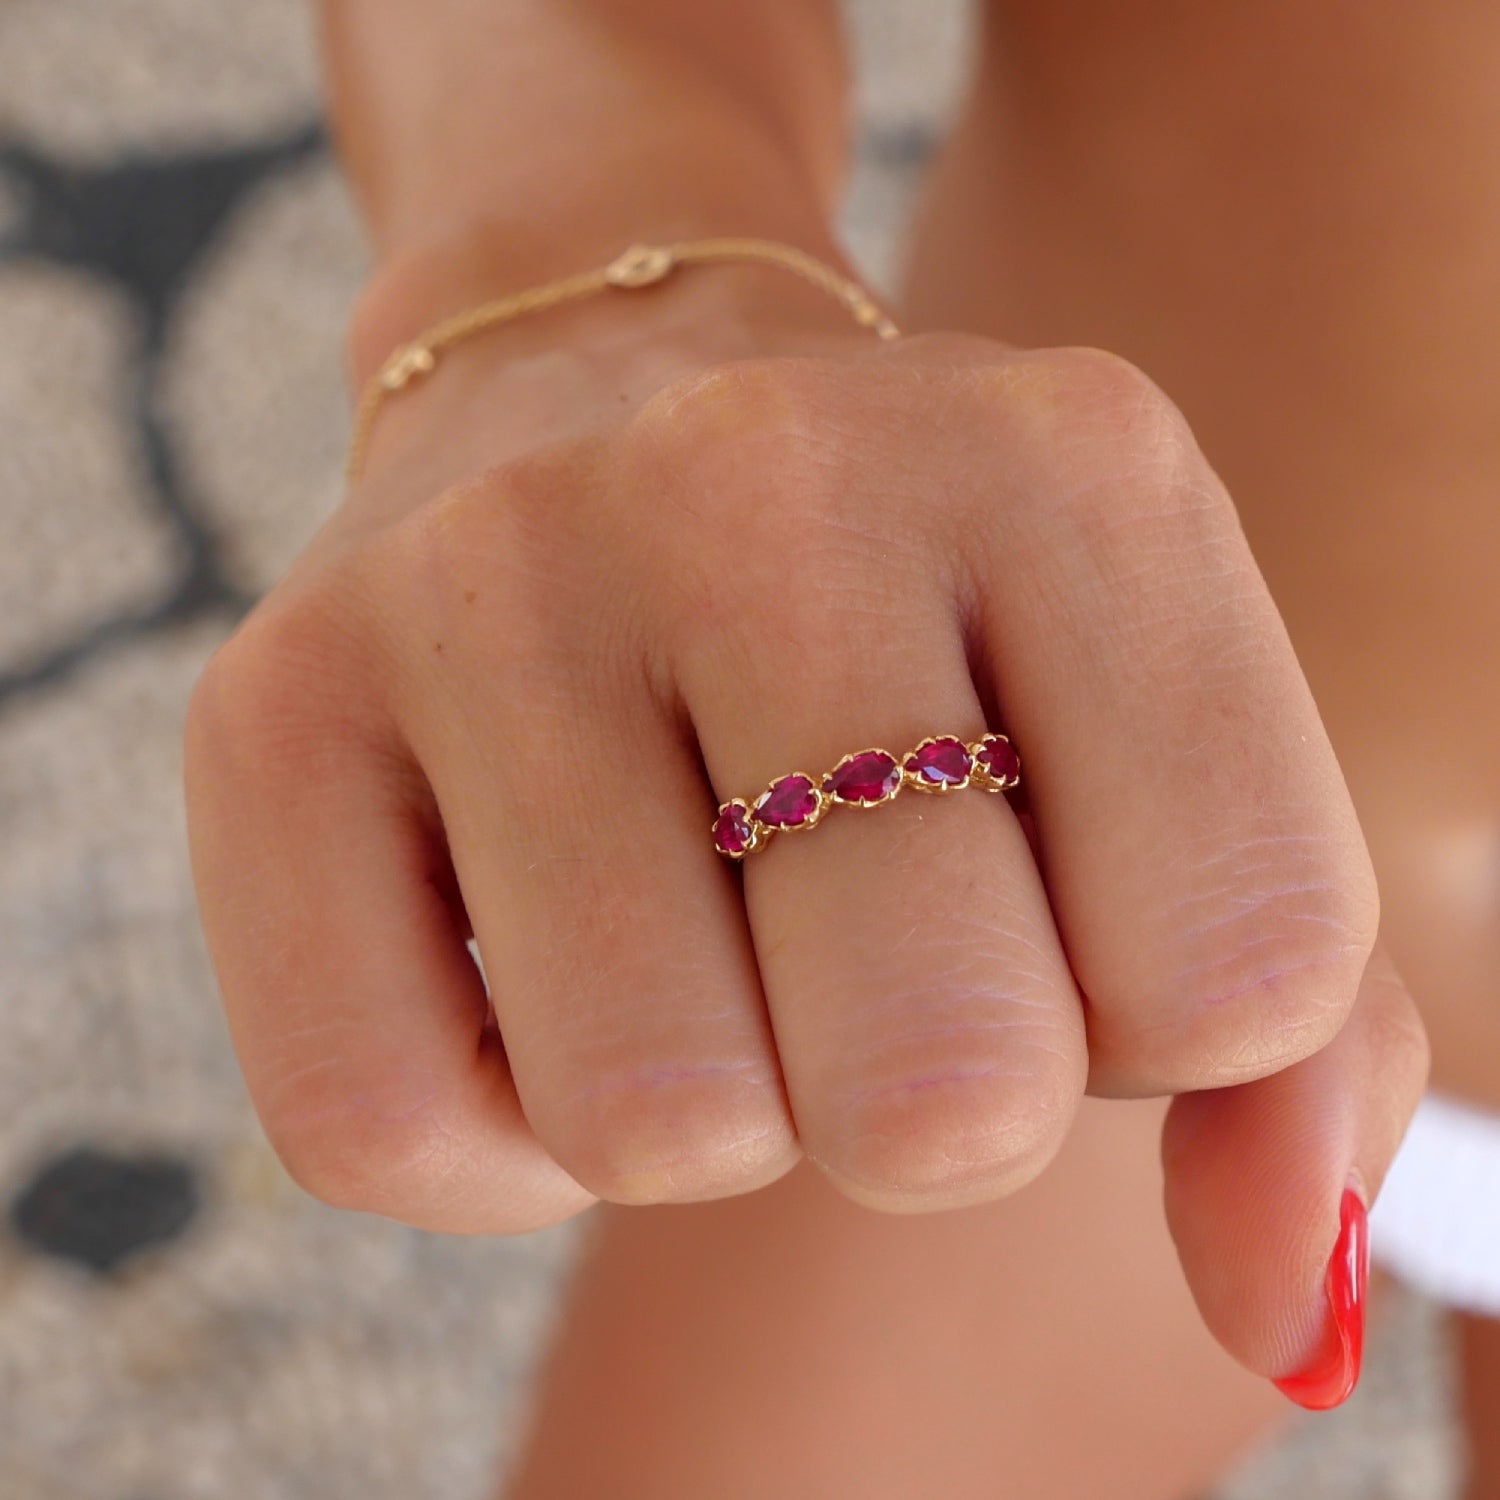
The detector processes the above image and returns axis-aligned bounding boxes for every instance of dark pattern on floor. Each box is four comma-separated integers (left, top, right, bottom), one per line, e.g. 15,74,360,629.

11,1146,200,1276
0,129,324,703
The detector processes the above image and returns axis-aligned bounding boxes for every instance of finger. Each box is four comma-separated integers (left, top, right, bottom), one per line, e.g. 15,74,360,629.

185,602,593,1233
390,479,799,1207
646,366,1088,1212
1161,941,1429,1407
948,340,1380,1093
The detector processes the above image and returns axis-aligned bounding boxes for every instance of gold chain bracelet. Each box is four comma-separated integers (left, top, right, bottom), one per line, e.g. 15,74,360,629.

346,236,901,480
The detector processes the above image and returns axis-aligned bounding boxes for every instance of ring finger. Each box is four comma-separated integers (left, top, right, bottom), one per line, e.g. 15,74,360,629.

674,548,1088,1212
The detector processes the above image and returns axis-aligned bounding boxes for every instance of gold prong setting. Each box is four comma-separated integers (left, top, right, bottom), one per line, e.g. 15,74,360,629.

711,799,766,860
714,732,1021,858
823,748,903,808
902,736,974,794
969,733,1021,793
752,774,829,834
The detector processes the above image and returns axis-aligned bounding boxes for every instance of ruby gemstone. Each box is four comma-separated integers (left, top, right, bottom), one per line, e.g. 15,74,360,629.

905,737,972,788
825,750,901,805
975,735,1020,785
754,774,821,828
713,802,757,857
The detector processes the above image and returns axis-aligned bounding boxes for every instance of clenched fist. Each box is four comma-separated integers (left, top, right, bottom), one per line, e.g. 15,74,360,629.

185,305,1425,1391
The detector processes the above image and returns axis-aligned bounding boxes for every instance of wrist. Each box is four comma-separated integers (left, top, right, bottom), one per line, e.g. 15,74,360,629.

346,218,893,489
347,191,873,378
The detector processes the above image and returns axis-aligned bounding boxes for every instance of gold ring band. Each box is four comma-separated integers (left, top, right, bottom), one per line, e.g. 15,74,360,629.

713,733,1020,859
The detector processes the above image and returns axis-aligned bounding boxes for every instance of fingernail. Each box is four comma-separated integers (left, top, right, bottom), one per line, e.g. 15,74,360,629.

1273,1185,1369,1411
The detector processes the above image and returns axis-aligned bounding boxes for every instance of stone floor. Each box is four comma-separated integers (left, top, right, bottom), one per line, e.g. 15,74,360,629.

0,3,1461,1495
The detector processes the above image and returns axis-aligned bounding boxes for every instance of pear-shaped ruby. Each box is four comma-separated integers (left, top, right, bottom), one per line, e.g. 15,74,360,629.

713,802,758,857
904,737,972,789
825,749,901,805
974,734,1020,787
753,774,821,828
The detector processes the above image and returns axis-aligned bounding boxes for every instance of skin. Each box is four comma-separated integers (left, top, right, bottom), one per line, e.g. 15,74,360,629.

902,4,1500,1489
180,2,1459,1495
906,0,1500,1110
510,1099,1293,1500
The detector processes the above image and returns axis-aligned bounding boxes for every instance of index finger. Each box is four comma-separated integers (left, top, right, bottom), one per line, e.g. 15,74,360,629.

948,341,1379,1095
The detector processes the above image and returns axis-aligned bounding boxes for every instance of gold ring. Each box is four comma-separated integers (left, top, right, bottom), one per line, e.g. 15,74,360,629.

712,733,1021,859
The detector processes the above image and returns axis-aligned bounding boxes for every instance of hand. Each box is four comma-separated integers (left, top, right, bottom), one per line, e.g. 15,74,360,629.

185,285,1426,1392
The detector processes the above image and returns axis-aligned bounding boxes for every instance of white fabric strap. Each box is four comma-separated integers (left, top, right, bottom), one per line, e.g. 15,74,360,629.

1370,1090,1500,1317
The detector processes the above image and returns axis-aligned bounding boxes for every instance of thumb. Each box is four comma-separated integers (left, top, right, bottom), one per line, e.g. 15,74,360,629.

1161,940,1428,1408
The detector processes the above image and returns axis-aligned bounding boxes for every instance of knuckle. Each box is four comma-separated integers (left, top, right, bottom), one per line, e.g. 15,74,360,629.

1156,834,1381,1082
1002,346,1221,527
630,353,836,466
185,591,369,786
955,343,1182,437
1045,345,1193,449
946,348,1248,601
185,629,276,769
379,473,540,627
816,1052,1073,1210
374,464,627,687
626,355,867,541
624,358,930,665
541,1060,796,1205
263,1082,454,1218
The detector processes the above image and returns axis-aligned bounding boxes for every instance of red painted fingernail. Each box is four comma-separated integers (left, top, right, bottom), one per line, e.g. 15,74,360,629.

1273,1186,1369,1411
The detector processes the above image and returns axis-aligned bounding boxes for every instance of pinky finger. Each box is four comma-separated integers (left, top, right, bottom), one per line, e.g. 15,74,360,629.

185,647,594,1235
1161,941,1430,1408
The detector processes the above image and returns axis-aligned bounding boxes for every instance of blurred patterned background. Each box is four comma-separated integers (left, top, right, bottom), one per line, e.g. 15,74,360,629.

0,2,1461,1495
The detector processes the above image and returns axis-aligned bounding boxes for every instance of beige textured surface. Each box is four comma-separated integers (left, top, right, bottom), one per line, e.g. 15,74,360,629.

0,0,320,159
0,266,180,663
163,161,366,593
0,1,1460,1496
